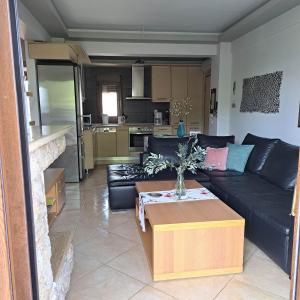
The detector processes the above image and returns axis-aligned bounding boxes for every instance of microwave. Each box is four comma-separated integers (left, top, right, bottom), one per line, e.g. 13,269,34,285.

83,114,92,126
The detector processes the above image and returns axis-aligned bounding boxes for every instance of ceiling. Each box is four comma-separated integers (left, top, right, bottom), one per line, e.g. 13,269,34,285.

20,0,300,42
52,0,268,32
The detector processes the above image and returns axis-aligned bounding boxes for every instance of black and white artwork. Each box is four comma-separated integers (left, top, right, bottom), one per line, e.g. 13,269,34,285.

240,71,283,113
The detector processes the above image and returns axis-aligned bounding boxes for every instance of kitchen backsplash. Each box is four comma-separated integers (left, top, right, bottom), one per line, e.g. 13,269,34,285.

123,99,169,123
83,66,169,124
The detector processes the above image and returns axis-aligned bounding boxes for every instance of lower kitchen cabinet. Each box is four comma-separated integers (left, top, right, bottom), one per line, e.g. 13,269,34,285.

83,129,96,170
44,168,66,226
116,127,129,156
96,131,117,157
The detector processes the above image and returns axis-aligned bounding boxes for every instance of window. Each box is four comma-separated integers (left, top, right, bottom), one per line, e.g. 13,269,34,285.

102,84,118,117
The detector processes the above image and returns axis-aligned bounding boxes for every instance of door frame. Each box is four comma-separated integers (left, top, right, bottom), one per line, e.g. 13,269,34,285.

0,0,38,298
290,150,300,299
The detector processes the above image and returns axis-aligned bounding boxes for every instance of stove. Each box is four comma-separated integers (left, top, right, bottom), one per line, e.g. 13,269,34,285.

129,126,153,152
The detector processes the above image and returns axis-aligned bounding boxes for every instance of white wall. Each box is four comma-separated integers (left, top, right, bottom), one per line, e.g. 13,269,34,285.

17,0,50,125
230,5,300,145
18,0,50,41
209,43,232,136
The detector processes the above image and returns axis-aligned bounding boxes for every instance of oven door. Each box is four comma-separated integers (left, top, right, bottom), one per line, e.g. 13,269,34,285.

129,133,153,152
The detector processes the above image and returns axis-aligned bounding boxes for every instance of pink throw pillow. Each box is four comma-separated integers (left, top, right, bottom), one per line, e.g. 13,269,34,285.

204,147,228,171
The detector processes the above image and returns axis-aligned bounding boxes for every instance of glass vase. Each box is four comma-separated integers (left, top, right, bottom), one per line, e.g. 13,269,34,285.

175,169,186,199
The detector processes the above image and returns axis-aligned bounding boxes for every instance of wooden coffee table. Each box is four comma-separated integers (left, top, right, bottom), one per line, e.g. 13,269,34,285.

135,180,245,281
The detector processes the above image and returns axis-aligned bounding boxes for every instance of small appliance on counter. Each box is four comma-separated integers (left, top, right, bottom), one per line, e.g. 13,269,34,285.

83,114,92,127
118,115,126,124
154,110,163,125
102,114,109,125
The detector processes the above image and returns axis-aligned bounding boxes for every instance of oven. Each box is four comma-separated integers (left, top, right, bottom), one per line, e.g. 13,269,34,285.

129,127,153,152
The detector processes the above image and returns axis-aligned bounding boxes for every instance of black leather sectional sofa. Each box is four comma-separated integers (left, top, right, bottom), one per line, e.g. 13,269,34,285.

107,133,299,274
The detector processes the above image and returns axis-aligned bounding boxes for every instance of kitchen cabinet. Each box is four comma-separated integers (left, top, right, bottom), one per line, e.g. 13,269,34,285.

171,66,188,99
83,129,96,171
28,42,91,64
116,127,129,156
187,66,204,132
96,130,117,157
44,168,66,226
169,66,204,133
151,66,171,102
170,66,188,125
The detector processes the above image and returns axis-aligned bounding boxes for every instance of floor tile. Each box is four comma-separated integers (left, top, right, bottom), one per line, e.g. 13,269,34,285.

109,219,142,244
63,199,81,211
215,279,288,300
56,165,291,300
72,223,103,246
75,229,136,263
130,286,177,300
244,238,257,264
71,251,103,282
67,265,144,300
235,251,290,298
152,274,233,300
108,245,152,284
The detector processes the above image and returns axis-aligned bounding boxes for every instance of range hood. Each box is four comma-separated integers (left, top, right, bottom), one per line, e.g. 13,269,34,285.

126,65,151,100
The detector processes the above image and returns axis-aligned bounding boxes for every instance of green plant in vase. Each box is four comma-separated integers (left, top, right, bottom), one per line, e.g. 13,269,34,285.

144,138,207,199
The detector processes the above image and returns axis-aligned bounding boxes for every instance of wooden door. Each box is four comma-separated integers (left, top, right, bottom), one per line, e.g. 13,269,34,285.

170,66,188,125
151,66,171,102
290,150,300,300
0,0,37,298
203,74,211,134
187,66,204,131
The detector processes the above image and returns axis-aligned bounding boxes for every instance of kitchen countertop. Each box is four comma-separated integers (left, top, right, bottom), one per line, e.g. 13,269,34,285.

88,123,171,128
28,125,72,152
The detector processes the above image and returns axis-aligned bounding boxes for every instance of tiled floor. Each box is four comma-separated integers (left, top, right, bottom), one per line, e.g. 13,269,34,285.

50,165,290,300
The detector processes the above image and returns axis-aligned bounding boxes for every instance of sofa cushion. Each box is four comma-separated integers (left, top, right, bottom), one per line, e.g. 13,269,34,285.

260,140,299,190
204,147,228,170
226,143,254,172
148,136,189,163
107,164,209,188
202,169,244,178
242,133,279,174
196,134,235,149
250,202,293,272
210,175,284,198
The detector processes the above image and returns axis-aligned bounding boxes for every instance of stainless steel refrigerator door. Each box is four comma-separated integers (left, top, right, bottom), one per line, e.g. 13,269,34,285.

37,64,80,182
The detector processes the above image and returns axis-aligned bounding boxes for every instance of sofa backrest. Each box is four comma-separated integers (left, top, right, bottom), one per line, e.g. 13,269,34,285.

197,134,235,149
242,133,279,174
260,140,299,190
147,136,190,163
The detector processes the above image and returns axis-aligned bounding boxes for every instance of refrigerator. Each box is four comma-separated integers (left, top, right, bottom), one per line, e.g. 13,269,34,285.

37,62,84,182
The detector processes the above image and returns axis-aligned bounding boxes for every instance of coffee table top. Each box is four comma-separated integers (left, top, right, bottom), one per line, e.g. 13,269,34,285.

136,180,244,231
136,180,202,193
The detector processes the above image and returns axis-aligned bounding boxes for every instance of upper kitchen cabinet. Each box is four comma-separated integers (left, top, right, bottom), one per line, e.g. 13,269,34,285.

28,42,91,64
170,66,188,125
171,66,188,100
187,66,204,127
151,66,171,102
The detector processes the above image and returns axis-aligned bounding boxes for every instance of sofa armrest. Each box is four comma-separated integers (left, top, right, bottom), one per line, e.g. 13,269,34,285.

139,152,150,166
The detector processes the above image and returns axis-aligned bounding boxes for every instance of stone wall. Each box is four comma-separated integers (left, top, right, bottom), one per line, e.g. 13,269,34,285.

29,135,73,299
